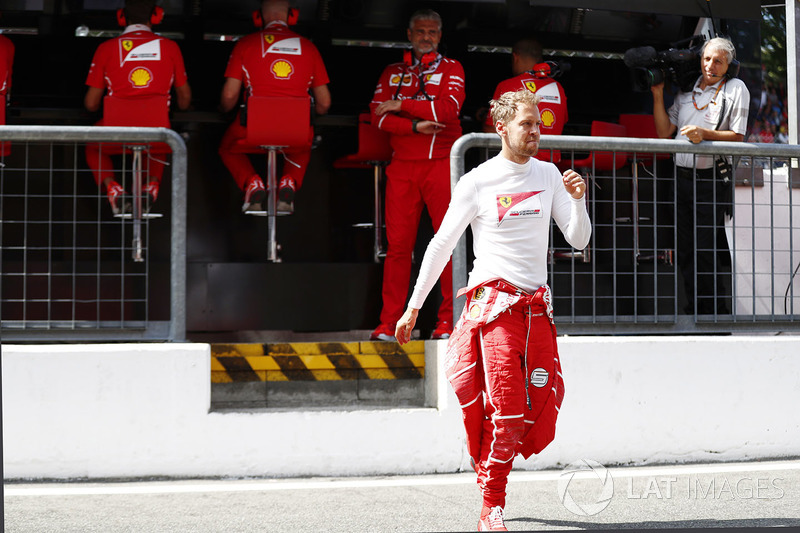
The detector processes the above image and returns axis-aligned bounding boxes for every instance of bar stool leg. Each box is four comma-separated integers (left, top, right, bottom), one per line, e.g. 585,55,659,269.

373,163,385,263
132,146,144,263
266,147,279,263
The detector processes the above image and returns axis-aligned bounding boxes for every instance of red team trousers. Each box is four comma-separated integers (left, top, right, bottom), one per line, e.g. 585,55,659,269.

475,306,557,508
86,120,166,187
381,157,453,326
218,116,313,191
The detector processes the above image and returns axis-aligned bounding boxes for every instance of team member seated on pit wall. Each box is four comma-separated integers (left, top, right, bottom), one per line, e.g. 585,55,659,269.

218,0,331,215
368,8,465,342
483,38,567,163
0,29,13,118
396,89,591,532
84,0,191,215
650,36,749,315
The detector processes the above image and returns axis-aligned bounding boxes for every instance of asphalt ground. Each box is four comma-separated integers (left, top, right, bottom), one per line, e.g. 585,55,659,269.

4,459,799,532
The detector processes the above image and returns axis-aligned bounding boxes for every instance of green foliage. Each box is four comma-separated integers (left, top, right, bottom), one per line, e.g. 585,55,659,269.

761,6,786,86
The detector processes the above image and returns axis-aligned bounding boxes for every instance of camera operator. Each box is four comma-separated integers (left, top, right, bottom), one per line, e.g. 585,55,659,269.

651,36,750,315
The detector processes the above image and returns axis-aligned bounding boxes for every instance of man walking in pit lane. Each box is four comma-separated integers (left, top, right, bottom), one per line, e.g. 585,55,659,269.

396,89,591,531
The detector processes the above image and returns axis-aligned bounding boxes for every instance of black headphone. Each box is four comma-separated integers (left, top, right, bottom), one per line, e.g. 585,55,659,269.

252,7,299,27
725,59,740,79
116,6,164,27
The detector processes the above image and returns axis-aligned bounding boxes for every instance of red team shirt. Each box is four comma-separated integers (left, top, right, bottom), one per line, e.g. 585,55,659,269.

485,73,568,134
85,26,188,103
370,55,465,160
223,21,329,98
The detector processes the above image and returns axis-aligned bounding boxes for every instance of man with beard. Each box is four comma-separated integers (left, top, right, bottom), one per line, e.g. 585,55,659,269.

395,89,591,531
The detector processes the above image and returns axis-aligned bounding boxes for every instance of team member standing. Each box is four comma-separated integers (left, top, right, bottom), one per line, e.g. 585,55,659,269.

218,0,331,214
396,90,590,531
651,36,749,314
369,9,465,341
84,0,191,214
483,38,567,162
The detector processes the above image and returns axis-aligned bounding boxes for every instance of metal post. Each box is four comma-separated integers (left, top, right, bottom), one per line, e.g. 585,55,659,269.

373,164,384,263
788,0,799,147
267,147,279,262
131,146,144,263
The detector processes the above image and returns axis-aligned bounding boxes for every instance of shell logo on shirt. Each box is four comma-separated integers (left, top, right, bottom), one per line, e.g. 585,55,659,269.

389,74,412,86
469,304,482,319
129,67,153,88
541,109,556,128
496,190,544,225
525,80,537,93
271,59,293,79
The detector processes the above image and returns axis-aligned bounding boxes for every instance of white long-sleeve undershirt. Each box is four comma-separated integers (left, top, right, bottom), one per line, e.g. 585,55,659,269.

408,154,592,309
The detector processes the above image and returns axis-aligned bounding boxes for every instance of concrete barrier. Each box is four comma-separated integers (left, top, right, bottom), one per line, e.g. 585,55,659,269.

3,336,799,479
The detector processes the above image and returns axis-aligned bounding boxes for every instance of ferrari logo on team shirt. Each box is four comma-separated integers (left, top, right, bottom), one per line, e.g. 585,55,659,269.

474,287,486,301
426,73,442,85
129,67,153,88
496,191,545,225
262,36,302,57
119,39,161,65
541,109,556,128
271,59,293,79
525,80,537,93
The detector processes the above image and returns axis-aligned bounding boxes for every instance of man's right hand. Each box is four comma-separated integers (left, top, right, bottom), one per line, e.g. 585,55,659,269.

416,120,445,135
395,307,419,345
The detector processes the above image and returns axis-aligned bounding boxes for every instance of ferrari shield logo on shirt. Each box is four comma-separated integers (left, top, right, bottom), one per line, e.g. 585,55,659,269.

474,287,486,301
262,36,302,57
129,67,153,88
541,109,556,128
271,59,293,79
524,80,537,93
496,190,544,225
120,39,161,65
265,34,275,45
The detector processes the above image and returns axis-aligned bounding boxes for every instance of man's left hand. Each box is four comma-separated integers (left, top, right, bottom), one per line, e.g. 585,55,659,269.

562,169,586,199
375,100,402,115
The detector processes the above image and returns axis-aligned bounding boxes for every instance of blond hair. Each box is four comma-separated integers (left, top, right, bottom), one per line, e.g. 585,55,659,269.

490,89,541,125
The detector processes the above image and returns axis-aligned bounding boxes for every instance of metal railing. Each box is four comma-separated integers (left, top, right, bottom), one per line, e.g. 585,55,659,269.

0,126,187,341
451,133,800,334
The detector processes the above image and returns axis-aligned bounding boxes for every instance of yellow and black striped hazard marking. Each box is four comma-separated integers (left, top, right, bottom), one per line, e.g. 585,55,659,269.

211,341,425,383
